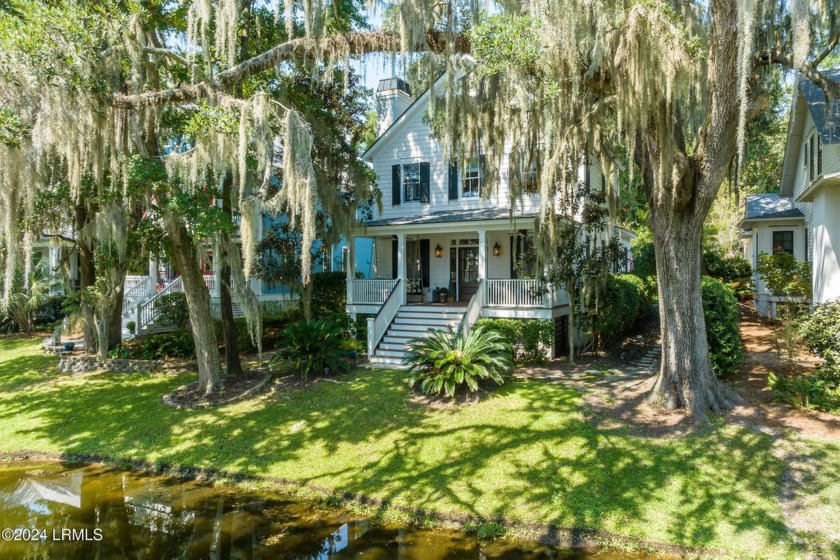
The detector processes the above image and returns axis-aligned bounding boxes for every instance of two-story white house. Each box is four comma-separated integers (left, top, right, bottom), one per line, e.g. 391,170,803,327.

345,77,635,364
742,69,840,317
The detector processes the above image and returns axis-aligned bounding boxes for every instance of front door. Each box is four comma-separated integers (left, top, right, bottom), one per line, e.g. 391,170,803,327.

458,246,479,302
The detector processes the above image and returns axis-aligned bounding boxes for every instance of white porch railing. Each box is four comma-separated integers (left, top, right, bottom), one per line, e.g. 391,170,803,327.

367,279,402,356
135,276,184,331
486,279,546,307
352,279,399,304
203,274,217,294
122,276,155,316
459,279,485,338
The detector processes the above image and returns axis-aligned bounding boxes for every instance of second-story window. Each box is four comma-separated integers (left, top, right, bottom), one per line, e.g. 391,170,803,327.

402,163,422,202
392,162,429,205
463,158,481,198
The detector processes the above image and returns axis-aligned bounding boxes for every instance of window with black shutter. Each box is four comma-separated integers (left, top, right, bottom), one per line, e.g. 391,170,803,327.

396,162,429,203
809,134,815,181
419,162,430,203
772,231,794,255
817,136,823,176
449,162,459,200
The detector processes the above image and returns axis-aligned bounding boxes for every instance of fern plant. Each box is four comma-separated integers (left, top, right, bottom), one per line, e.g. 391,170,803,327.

271,320,352,379
403,326,512,397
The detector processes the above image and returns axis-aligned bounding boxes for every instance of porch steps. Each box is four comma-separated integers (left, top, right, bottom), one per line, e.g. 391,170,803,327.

369,305,466,366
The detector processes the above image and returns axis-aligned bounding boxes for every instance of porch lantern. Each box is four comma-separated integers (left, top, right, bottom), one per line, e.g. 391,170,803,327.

434,244,443,258
493,242,502,257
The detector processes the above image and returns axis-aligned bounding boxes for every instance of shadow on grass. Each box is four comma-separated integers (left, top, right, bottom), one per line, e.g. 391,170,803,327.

0,338,830,555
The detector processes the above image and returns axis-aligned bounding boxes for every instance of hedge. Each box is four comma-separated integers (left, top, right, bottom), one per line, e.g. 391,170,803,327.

474,318,552,364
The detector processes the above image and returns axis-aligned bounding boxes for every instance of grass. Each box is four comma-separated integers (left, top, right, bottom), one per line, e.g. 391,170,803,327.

0,338,836,557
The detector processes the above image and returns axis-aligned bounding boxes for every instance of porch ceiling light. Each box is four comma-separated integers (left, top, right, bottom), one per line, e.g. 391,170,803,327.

435,244,443,258
493,242,502,257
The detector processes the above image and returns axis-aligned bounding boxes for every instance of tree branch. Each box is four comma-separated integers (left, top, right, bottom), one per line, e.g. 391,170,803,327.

113,30,470,109
754,46,840,100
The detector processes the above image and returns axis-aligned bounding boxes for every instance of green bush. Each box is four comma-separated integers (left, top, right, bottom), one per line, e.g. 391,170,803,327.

270,320,352,379
213,318,257,354
521,320,554,365
756,252,811,299
701,276,743,377
798,300,840,371
473,318,552,364
705,249,753,301
588,273,643,347
310,272,346,319
110,330,196,360
630,238,656,278
404,326,511,397
154,292,190,330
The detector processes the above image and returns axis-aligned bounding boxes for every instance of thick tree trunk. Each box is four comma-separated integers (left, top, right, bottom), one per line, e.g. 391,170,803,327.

107,267,127,352
74,203,97,352
219,178,243,377
647,212,737,422
163,212,224,394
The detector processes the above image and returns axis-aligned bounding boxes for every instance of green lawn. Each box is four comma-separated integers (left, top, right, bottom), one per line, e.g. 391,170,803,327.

0,338,834,557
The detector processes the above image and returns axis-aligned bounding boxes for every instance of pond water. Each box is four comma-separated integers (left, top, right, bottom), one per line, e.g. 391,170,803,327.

0,462,661,559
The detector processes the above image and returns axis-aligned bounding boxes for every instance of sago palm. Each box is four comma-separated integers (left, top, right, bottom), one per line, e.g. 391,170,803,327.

403,325,512,397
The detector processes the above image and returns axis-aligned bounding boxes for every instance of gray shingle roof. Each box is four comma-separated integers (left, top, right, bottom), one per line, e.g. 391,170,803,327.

362,207,537,227
801,68,840,144
743,194,804,221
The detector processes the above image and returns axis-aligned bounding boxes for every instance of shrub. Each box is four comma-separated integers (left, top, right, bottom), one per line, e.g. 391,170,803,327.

154,292,190,330
756,252,811,299
521,320,553,364
705,249,753,301
797,300,840,371
270,320,352,379
701,276,743,377
630,238,656,278
110,330,196,360
588,273,643,348
213,318,257,354
768,371,840,413
310,272,346,319
404,326,512,397
473,318,552,364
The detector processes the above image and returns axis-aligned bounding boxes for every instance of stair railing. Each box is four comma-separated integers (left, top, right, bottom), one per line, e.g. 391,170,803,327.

122,276,155,316
134,276,184,332
458,279,485,339
367,279,402,357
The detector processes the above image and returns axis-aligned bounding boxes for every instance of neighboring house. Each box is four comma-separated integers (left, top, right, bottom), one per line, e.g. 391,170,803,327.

742,69,840,317
346,77,634,364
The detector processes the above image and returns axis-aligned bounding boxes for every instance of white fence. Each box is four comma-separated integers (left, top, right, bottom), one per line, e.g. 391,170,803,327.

486,279,548,307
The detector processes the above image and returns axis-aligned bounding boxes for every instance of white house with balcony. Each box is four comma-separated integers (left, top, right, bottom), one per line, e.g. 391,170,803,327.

345,77,634,365
742,68,840,318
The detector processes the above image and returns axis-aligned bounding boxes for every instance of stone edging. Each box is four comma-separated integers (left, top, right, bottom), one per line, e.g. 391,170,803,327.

58,356,197,375
0,450,718,558
161,374,271,410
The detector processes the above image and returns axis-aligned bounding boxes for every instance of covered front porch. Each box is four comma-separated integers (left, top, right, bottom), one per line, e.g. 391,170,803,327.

345,225,569,320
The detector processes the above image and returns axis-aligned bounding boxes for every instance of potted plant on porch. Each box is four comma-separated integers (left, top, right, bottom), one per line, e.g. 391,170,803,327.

438,287,449,303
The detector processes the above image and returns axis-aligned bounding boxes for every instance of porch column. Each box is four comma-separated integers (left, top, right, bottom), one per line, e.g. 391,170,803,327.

478,229,487,280
148,252,156,279
212,240,221,297
397,232,407,304
346,236,355,304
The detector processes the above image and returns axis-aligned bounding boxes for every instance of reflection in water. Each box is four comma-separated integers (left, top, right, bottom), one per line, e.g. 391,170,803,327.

0,462,661,559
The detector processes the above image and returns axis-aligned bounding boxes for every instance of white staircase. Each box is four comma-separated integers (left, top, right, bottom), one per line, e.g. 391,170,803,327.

369,305,466,365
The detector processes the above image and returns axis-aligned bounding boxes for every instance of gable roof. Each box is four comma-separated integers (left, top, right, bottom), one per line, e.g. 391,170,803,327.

743,193,804,221
361,72,448,162
800,68,840,145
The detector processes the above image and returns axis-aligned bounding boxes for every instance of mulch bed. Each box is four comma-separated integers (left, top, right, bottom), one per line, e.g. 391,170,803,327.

163,370,271,409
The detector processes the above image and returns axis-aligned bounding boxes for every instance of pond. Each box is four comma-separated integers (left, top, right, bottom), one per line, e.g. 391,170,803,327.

0,461,663,559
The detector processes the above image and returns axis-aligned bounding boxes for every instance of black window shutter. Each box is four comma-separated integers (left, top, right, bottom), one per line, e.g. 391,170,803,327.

420,239,430,288
391,237,398,278
479,154,487,185
818,137,823,175
448,162,459,200
392,164,401,206
419,162,430,203
509,235,517,279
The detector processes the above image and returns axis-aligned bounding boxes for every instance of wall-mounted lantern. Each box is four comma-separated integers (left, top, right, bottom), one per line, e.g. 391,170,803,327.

493,242,502,257
435,244,444,258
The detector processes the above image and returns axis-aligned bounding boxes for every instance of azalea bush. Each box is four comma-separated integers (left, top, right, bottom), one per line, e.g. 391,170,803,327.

271,319,352,379
403,326,512,397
